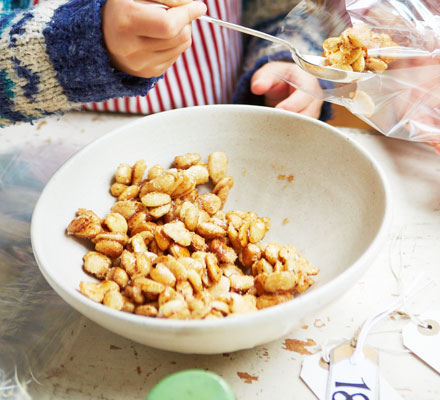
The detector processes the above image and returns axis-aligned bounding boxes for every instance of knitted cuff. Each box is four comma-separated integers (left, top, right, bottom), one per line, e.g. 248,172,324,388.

43,0,159,103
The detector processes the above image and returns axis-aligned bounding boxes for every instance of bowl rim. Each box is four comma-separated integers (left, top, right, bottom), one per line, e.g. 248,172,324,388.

31,104,392,330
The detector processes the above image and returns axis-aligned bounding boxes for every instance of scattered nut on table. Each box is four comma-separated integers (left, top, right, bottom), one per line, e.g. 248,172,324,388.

67,151,319,319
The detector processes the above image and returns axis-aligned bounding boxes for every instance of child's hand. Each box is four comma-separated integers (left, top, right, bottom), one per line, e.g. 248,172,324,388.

251,61,324,119
102,0,207,78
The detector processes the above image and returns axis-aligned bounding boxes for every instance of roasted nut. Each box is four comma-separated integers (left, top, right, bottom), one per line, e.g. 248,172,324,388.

103,290,124,310
208,152,228,184
174,153,201,169
323,37,341,52
149,203,172,219
176,280,194,299
134,277,165,295
352,53,366,72
141,173,179,196
249,218,268,243
129,233,148,253
141,192,172,207
220,263,244,278
180,201,200,231
135,304,158,317
110,182,128,197
168,243,191,258
257,271,297,293
83,251,111,279
154,226,172,251
95,240,124,258
212,176,234,207
66,210,102,239
227,223,241,252
131,223,155,239
210,239,237,264
104,213,128,234
190,233,207,252
188,296,212,319
158,286,185,307
230,293,257,314
115,163,132,184
106,266,129,288
229,274,254,292
94,232,129,245
205,252,222,283
121,250,151,278
111,201,144,220
132,159,147,185
198,193,222,215
226,212,243,229
365,57,388,72
211,300,230,315
264,242,281,265
158,256,188,281
279,245,299,262
172,175,196,198
79,280,119,303
147,164,164,181
187,269,203,293
125,285,145,304
163,221,192,246
252,258,273,276
256,293,293,309
183,165,209,185
118,185,140,201
240,244,261,268
158,299,190,319
128,212,152,231
150,263,176,287
205,276,230,302
196,222,226,239
238,220,251,248
121,296,136,313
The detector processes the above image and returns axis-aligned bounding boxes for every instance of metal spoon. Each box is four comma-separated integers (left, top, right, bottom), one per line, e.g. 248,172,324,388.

201,18,440,80
143,2,368,83
199,15,370,84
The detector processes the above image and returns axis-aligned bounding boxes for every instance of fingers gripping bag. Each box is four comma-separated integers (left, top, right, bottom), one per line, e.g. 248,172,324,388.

271,0,440,151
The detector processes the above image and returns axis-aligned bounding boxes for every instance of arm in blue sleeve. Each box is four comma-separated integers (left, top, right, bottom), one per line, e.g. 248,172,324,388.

0,0,159,126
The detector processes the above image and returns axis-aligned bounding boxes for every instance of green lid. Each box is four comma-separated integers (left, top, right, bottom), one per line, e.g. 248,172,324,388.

146,369,236,400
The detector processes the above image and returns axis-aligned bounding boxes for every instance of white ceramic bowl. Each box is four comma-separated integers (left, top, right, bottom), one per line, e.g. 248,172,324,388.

31,105,391,354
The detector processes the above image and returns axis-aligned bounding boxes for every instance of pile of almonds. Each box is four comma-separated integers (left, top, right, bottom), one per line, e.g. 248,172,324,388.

67,152,318,319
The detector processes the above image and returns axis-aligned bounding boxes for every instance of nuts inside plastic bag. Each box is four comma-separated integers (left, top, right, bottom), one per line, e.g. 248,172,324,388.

271,0,440,151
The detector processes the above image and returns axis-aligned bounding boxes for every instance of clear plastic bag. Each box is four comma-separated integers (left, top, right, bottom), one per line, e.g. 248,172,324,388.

274,0,440,149
0,143,82,399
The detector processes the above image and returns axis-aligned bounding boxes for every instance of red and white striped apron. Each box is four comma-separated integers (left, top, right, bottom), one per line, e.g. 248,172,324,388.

83,0,243,114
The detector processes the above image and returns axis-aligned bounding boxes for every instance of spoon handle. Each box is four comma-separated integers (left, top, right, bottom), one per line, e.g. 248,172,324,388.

199,15,291,51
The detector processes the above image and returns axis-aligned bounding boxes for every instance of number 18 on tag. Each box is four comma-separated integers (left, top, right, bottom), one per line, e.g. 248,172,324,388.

326,344,379,400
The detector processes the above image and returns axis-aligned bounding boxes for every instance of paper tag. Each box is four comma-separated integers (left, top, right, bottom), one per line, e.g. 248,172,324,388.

402,310,440,374
326,344,379,400
300,352,330,399
301,351,401,400
301,351,403,400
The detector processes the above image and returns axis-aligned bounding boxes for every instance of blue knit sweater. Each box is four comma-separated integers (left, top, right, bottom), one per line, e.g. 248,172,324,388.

0,0,332,126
